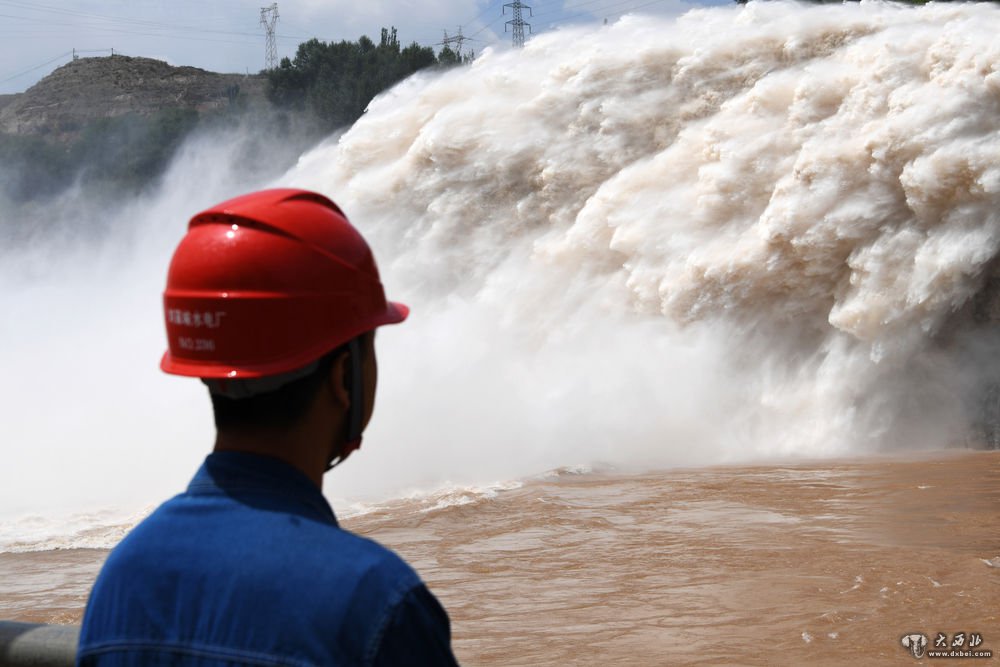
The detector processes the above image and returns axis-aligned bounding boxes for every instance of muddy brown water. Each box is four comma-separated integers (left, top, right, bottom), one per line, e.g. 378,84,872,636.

2,451,997,665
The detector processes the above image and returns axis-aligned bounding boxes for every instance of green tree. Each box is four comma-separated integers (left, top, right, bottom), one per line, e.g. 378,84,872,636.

437,46,461,67
266,28,445,131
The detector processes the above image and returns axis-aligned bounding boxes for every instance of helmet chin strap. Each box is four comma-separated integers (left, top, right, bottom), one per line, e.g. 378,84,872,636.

326,337,364,472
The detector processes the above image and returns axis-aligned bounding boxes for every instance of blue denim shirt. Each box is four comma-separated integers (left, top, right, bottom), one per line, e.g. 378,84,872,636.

77,452,458,666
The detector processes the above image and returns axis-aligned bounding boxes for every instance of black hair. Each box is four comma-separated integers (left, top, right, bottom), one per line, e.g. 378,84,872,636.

210,345,346,433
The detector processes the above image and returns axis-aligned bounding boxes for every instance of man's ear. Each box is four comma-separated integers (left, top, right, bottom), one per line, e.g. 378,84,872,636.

325,349,351,409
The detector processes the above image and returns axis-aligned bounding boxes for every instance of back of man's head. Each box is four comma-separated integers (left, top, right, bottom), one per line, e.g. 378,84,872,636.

159,189,405,470
208,346,342,433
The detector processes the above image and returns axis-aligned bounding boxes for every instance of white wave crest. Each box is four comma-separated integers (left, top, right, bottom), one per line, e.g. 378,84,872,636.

0,507,154,554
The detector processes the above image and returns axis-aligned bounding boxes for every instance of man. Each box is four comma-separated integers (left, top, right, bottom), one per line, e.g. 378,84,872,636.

77,189,459,666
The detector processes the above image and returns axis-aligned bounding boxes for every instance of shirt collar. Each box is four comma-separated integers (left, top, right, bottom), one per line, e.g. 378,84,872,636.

187,451,338,526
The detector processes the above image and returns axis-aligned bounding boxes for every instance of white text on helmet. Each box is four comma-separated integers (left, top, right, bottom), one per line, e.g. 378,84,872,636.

167,309,228,329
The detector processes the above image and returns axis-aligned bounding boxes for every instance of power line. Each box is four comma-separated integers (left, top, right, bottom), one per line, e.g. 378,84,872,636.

0,50,71,84
0,17,266,47
0,2,308,42
0,0,249,34
614,0,683,16
529,0,625,20
536,0,679,23
467,13,506,41
464,0,505,27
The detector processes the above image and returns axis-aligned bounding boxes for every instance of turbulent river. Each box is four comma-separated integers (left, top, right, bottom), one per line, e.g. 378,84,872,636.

2,1,1000,663
1,453,998,664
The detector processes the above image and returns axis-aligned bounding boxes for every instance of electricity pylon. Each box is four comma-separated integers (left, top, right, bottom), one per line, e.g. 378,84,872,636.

259,3,279,70
442,26,468,58
503,1,532,48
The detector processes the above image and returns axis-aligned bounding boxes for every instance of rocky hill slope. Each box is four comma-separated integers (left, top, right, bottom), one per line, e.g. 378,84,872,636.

0,55,266,141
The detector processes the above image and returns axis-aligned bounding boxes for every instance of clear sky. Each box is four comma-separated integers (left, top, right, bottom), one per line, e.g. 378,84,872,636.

0,0,730,95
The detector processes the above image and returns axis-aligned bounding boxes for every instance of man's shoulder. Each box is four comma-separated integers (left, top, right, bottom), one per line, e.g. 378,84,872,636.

87,493,428,657
310,523,424,601
328,523,413,569
105,491,422,595
81,462,450,666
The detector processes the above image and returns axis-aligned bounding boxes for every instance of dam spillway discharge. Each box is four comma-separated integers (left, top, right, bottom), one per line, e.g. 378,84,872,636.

278,1,1000,466
2,1,1000,526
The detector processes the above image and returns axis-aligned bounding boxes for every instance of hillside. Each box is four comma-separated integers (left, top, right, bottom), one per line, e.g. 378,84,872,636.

0,35,454,204
0,55,266,142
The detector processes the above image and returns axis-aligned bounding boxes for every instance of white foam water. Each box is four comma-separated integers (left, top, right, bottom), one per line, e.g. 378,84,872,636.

2,1,1000,548
297,0,1000,498
0,508,154,554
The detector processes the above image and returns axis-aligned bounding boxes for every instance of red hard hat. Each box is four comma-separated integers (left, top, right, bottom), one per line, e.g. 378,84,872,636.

160,188,408,379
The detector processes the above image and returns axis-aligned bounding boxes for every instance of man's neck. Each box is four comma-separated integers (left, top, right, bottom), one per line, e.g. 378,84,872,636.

214,430,331,489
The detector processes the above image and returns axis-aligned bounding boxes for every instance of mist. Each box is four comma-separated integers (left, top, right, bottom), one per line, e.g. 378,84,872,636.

3,0,1000,548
